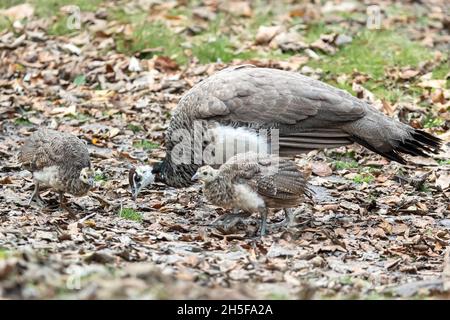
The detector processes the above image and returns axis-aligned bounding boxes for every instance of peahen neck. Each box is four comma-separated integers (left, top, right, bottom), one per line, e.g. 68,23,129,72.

154,154,199,187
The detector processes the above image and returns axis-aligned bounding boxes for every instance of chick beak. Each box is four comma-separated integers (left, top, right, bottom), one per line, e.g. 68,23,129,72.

191,172,199,181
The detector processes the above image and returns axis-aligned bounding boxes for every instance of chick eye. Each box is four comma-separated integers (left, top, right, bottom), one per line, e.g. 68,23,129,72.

203,172,207,176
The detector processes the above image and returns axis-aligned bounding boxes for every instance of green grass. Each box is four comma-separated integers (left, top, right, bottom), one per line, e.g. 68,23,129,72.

0,248,10,260
73,74,86,86
116,21,186,63
0,16,12,32
47,15,78,36
109,7,147,25
31,0,103,18
267,292,289,300
303,22,331,43
335,160,359,170
247,1,275,32
133,140,159,151
432,61,449,79
419,183,432,193
192,36,256,63
423,115,445,128
94,173,107,182
332,150,356,161
115,18,259,64
437,159,450,165
305,29,437,103
339,275,354,285
1,0,105,35
0,0,24,9
64,113,90,122
119,208,142,222
353,174,375,184
127,124,142,133
311,30,432,77
14,117,32,126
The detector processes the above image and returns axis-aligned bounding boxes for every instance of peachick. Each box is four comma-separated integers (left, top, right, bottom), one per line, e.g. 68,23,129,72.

192,152,311,236
19,129,94,212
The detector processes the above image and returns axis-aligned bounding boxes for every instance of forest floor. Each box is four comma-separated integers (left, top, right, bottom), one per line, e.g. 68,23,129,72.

0,0,449,299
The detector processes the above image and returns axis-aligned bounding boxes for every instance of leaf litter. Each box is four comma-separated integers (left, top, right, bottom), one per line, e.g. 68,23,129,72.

0,0,449,299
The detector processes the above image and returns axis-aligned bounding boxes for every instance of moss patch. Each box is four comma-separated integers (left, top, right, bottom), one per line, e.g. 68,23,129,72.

119,208,142,222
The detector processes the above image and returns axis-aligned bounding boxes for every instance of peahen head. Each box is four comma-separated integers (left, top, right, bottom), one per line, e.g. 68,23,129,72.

129,165,155,200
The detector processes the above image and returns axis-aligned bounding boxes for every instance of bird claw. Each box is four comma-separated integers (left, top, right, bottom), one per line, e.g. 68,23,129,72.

27,195,46,207
58,200,77,218
89,192,113,209
212,212,248,234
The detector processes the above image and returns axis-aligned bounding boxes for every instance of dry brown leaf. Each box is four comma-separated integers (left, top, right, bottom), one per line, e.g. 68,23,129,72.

154,56,179,72
0,176,13,185
418,79,446,89
311,162,332,177
224,1,252,17
255,25,283,45
436,173,450,190
0,3,34,21
399,69,420,80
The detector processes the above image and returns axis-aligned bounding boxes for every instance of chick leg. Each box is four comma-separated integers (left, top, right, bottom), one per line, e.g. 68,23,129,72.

213,209,249,225
58,192,75,215
27,181,45,207
258,207,268,237
213,210,250,233
270,208,295,229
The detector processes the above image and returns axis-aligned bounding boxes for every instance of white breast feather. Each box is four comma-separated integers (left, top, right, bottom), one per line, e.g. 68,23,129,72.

234,184,265,212
208,126,269,165
33,165,61,188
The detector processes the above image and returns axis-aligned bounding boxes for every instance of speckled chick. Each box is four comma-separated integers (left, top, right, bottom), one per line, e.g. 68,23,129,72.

193,152,310,236
19,129,94,212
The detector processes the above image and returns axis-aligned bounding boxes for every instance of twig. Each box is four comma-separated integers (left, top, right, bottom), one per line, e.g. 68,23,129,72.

89,192,114,208
395,171,432,190
210,231,246,240
78,212,97,224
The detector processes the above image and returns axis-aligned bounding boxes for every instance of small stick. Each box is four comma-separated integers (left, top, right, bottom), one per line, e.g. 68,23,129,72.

89,192,114,208
78,212,97,224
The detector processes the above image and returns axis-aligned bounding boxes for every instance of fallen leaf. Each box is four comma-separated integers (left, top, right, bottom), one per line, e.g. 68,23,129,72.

0,176,13,185
61,43,81,56
0,3,34,21
154,56,179,72
224,1,252,17
255,25,283,44
128,56,142,72
418,79,446,89
399,69,420,80
436,173,450,190
50,104,77,116
311,162,332,177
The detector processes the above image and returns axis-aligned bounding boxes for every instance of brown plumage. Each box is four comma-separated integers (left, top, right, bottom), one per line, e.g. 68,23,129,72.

192,152,311,236
19,129,94,212
148,65,442,188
